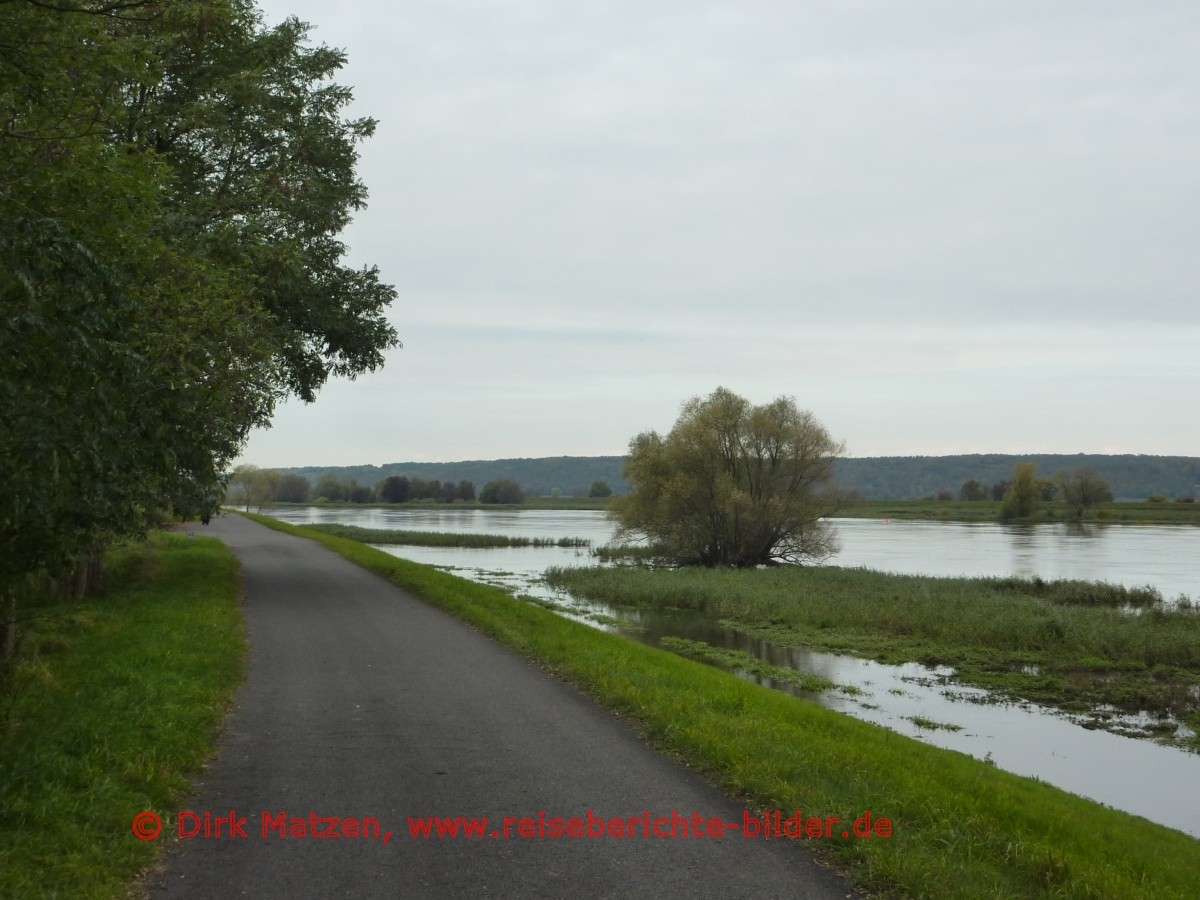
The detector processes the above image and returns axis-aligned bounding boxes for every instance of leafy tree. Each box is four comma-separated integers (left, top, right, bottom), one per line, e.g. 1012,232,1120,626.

439,480,459,503
379,475,411,504
959,479,989,501
1034,478,1058,501
314,473,347,502
346,481,374,504
480,479,524,504
1000,463,1040,521
0,1,397,669
611,387,845,567
589,480,613,498
226,465,282,512
455,480,476,502
274,474,311,503
990,480,1011,501
1056,469,1113,519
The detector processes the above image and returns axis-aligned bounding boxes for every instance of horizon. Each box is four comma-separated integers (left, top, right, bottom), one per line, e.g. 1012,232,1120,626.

264,450,1199,472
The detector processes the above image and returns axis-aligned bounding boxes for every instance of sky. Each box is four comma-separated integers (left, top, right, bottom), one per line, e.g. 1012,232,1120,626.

242,0,1199,467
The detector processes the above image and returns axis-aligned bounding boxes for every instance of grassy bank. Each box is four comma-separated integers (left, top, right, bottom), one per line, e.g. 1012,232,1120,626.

301,522,590,548
838,499,1200,525
0,533,245,898
545,565,1200,747
244,512,1200,898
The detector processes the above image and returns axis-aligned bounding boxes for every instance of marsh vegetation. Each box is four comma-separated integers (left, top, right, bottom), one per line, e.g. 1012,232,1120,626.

546,565,1200,748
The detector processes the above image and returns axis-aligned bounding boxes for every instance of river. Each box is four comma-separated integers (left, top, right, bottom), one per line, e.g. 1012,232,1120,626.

260,506,1200,837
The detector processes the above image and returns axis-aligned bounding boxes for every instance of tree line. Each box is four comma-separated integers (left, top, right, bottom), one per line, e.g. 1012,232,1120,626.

1,1,396,669
225,467,557,508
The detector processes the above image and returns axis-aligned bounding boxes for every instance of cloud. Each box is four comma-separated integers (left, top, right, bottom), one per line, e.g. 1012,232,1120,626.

243,0,1200,464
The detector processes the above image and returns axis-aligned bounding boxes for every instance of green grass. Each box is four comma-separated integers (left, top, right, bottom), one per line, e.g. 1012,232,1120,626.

657,636,840,693
544,565,1200,747
838,499,1200,525
0,533,245,899
299,522,590,548
244,511,1200,898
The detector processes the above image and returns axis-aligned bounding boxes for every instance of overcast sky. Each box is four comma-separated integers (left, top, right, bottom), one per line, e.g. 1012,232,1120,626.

242,0,1199,467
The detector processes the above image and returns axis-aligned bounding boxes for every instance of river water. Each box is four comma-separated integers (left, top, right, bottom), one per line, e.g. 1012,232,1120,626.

263,506,1200,837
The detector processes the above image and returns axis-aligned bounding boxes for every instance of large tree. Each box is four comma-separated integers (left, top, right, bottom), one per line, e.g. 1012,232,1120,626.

1057,468,1113,519
611,387,845,567
0,0,397,665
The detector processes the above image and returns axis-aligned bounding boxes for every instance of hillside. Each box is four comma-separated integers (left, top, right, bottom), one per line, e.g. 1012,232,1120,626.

278,454,1199,501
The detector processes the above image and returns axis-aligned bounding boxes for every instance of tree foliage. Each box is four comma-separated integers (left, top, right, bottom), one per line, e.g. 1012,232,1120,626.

1000,463,1041,521
480,479,524,504
959,479,989,501
1057,469,1113,519
588,480,613,498
611,387,845,567
1,0,396,663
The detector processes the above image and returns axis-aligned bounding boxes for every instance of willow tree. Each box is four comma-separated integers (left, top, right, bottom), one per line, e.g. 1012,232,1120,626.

612,388,846,567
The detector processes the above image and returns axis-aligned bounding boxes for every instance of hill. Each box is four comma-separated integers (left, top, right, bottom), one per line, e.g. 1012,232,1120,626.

277,454,1199,501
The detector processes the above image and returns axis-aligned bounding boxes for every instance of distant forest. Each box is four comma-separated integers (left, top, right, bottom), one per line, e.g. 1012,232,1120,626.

280,454,1199,501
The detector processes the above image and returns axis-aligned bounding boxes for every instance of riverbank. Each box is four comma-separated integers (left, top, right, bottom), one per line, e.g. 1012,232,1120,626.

245,512,1200,898
0,533,245,897
839,498,1200,525
263,497,1200,524
546,565,1200,750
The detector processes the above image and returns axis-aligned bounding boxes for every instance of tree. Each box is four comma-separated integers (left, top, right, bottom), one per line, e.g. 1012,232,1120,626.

275,474,311,503
990,480,1011,501
480,479,524,504
589,480,613,498
611,387,845,567
1057,469,1112,519
226,465,282,512
455,480,476,502
379,475,411,503
314,473,347,502
347,481,374,504
0,1,397,671
1034,478,1058,501
959,479,988,501
1000,463,1040,521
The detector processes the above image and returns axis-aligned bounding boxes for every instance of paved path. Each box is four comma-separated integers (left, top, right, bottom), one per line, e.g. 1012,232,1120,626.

147,514,860,898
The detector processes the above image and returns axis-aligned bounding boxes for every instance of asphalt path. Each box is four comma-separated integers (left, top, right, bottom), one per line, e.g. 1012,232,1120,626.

146,514,861,898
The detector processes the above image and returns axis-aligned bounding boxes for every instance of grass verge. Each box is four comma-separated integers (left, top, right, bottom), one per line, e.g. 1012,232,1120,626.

0,533,245,898
545,565,1200,747
244,511,1200,898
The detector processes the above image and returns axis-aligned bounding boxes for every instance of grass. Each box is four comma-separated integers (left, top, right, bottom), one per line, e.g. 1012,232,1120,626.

544,565,1200,748
300,522,590,548
838,499,1200,525
244,511,1200,898
657,636,840,693
0,532,245,898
